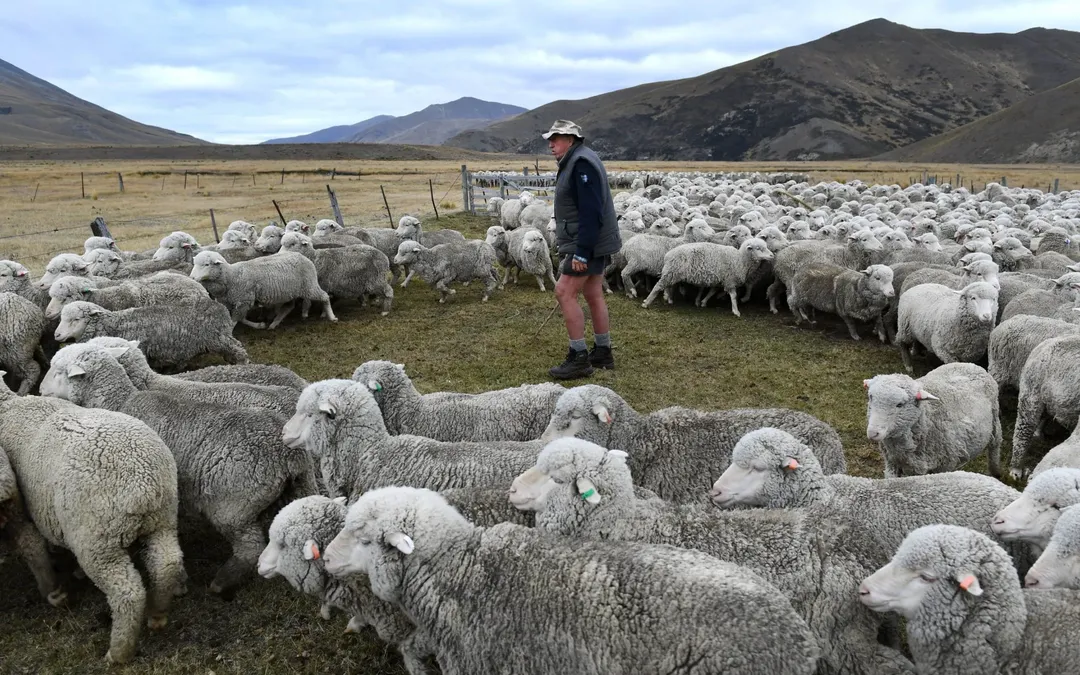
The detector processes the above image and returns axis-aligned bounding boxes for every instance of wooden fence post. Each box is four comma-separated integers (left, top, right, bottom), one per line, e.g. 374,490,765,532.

327,185,344,227
184,171,188,189
429,178,439,219
331,167,336,180
281,168,285,185
161,175,166,191
1054,178,1060,194
197,173,200,189
31,183,39,203
252,173,256,187
209,209,220,243
81,172,85,198
460,164,469,213
117,172,124,192
90,216,112,239
499,177,507,200
381,185,393,224
1001,176,1007,187
273,200,287,227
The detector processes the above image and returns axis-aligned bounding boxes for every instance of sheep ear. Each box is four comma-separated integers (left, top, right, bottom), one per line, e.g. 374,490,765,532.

577,477,601,504
592,401,613,425
15,270,27,277
367,379,382,392
861,268,871,276
302,539,321,561
782,457,800,471
386,532,414,555
915,390,939,401
127,339,141,349
102,346,128,360
332,496,347,505
862,379,871,389
956,572,983,596
606,449,628,459
80,286,92,295
67,364,87,378
318,398,337,416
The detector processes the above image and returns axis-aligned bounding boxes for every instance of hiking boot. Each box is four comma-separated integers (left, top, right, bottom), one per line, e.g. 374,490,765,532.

588,345,615,370
549,348,594,380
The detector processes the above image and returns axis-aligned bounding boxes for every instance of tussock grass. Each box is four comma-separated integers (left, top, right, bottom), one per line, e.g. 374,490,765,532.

0,212,1061,673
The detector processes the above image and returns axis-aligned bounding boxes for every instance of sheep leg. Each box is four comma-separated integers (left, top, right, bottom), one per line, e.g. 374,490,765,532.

699,287,718,307
766,280,783,314
621,265,640,298
897,340,915,373
300,298,311,318
534,275,546,292
841,316,862,341
642,279,668,308
74,543,146,664
231,303,266,330
499,266,512,289
1011,394,1044,480
482,274,498,302
435,277,456,303
11,517,64,605
211,522,266,595
317,292,338,322
875,316,888,343
139,528,184,630
401,269,416,288
601,276,612,295
546,269,558,291
379,284,394,316
389,264,402,285
728,289,741,317
266,302,296,330
988,410,1003,479
13,358,40,395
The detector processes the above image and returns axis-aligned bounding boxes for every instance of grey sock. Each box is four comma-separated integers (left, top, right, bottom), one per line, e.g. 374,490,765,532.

569,338,588,353
594,332,611,347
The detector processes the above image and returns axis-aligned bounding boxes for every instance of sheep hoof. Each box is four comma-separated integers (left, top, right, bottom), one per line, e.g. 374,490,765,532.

47,589,68,607
1009,467,1024,482
73,567,86,580
380,311,389,317
147,614,168,630
319,604,332,620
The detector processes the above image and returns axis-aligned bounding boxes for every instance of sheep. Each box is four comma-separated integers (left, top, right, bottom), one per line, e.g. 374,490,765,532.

788,263,894,341
991,236,1034,270
899,259,1001,295
641,238,775,316
1000,272,1080,322
864,363,1002,478
997,271,1058,320
710,428,1025,568
82,235,119,257
517,199,553,234
393,240,499,304
83,247,125,276
226,220,257,241
1031,425,1080,476
282,379,544,500
340,225,406,282
323,485,821,675
151,231,200,263
484,226,555,290
254,224,284,253
78,337,299,415
516,229,557,291
54,299,248,371
278,232,393,316
284,220,311,234
439,487,536,528
895,281,999,371
537,384,846,503
40,344,317,594
992,468,1080,551
190,250,336,329
530,438,908,675
395,215,466,248
1011,335,1080,478
257,496,423,671
95,250,195,280
1024,502,1080,589
617,232,692,299
173,363,308,390
44,271,209,319
311,220,369,248
0,379,183,664
35,253,119,290
767,231,883,313
498,195,526,230
859,524,1080,674
350,360,563,441
0,292,44,395
0,260,48,310
1030,250,1076,276
987,315,1080,393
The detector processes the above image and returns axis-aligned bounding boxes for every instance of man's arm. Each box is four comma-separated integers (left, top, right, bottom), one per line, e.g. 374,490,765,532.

572,161,605,262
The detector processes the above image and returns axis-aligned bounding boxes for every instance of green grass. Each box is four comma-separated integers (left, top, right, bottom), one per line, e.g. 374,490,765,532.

0,212,1061,672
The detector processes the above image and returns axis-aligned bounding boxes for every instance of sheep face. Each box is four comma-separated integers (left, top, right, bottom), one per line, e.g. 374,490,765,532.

959,282,998,323
1025,504,1080,590
992,238,1032,262
38,254,90,289
864,375,936,443
279,232,315,255
394,241,424,266
86,249,123,276
45,278,94,319
0,261,31,292
285,220,310,234
848,230,883,252
227,220,257,240
723,225,752,248
255,226,284,253
508,467,557,511
396,217,421,241
991,468,1080,547
54,301,104,342
710,428,811,508
259,496,347,596
742,238,774,262
521,231,546,254
154,233,197,262
218,230,251,249
190,251,228,283
963,261,1000,290
862,265,895,298
83,236,118,254
313,220,342,237
539,387,618,446
484,226,507,249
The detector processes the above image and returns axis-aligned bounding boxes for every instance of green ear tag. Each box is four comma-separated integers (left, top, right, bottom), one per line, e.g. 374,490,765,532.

580,488,596,501
375,383,383,391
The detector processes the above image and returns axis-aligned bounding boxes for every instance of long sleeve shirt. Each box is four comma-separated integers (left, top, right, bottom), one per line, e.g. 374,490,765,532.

570,160,605,261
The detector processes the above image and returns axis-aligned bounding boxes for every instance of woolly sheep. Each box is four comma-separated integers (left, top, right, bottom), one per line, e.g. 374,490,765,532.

282,379,543,500
44,271,209,319
0,380,183,663
711,428,1023,566
324,485,820,675
498,196,525,230
531,438,906,675
864,363,1002,478
1031,425,1080,476
517,199,553,233
1024,502,1080,589
899,259,1001,295
0,292,44,394
152,231,200,263
1029,250,1076,276
537,384,845,503
992,468,1080,550
83,235,119,257
859,524,1080,674
0,444,59,606
351,360,563,441
191,250,337,329
173,363,308,390
516,230,557,291
394,215,466,248
987,315,1080,393
54,299,248,370
226,220,257,241
284,220,311,234
1000,273,1080,322
40,344,316,594
254,224,284,253
36,253,118,290
1011,335,1080,478
788,263,894,341
991,236,1034,270
0,260,48,310
618,232,693,299
642,238,774,316
484,225,555,290
278,232,393,316
393,240,499,304
895,281,999,371
767,231,883,314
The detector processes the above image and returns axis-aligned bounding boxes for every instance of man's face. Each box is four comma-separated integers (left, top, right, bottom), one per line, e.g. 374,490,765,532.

548,134,575,160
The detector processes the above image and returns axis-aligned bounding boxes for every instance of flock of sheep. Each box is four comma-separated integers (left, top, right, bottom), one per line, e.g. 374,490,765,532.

4,171,1080,673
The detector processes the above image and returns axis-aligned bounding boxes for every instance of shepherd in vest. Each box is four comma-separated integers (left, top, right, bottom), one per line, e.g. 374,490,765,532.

543,120,622,380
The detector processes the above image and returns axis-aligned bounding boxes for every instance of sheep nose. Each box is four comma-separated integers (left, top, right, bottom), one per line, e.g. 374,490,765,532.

1025,575,1039,588
857,583,870,597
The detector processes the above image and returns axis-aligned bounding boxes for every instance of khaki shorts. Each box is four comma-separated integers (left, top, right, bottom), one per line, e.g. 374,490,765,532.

560,254,610,277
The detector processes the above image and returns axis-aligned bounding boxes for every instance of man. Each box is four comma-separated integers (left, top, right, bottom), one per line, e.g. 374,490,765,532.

543,119,622,380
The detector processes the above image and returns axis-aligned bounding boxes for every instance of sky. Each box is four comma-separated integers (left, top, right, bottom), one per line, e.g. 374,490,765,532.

3,0,1079,144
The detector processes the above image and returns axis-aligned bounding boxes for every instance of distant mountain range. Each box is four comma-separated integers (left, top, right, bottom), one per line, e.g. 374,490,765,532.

262,97,526,146
445,19,1080,162
0,57,207,145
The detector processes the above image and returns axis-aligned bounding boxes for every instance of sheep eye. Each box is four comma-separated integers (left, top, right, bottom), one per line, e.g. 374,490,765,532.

896,402,904,408
918,573,937,583
1051,504,1061,510
360,538,371,545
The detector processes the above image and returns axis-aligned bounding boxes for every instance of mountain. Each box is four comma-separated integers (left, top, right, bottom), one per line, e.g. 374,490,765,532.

445,19,1080,161
0,57,207,146
879,77,1080,164
346,97,526,145
261,115,395,144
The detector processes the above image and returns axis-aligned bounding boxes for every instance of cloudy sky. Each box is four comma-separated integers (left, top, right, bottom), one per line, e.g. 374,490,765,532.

3,0,1078,144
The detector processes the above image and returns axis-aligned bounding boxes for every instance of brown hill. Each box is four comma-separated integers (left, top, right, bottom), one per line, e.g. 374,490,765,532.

0,58,207,146
880,77,1080,163
445,19,1080,161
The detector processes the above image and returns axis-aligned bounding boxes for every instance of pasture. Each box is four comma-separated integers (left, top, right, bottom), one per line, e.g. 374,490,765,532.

0,156,1073,673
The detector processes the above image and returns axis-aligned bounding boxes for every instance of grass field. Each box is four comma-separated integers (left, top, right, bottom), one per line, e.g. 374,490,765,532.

0,169,1068,673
